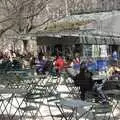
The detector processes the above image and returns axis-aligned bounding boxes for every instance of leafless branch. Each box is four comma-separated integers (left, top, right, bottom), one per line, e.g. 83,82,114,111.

0,23,14,37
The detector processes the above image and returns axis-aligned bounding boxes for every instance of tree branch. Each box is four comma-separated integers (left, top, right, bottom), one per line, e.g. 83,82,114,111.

30,18,51,31
0,24,14,37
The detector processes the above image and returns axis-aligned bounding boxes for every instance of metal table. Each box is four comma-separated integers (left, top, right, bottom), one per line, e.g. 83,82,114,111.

56,98,94,120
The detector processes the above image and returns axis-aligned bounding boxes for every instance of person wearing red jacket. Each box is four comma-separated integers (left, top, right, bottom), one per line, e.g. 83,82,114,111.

54,56,65,76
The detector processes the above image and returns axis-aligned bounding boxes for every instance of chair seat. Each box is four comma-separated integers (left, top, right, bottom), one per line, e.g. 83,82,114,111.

26,94,44,99
24,99,43,104
20,106,39,112
92,74,107,81
104,89,120,95
53,111,73,118
93,104,112,114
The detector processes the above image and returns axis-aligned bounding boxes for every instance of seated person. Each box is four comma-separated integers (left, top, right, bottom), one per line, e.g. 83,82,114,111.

75,62,94,100
54,55,65,76
35,54,46,74
92,74,108,104
72,56,80,74
66,59,108,104
107,63,120,79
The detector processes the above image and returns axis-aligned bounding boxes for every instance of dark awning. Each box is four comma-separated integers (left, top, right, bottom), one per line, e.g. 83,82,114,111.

37,33,120,45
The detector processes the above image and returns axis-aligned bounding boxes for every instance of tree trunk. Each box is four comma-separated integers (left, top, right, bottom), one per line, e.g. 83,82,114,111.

23,40,28,52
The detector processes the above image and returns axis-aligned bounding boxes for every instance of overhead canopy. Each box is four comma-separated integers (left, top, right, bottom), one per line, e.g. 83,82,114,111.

24,11,120,45
37,32,120,45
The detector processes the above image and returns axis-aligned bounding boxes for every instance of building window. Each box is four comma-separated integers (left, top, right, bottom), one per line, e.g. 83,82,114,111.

83,45,92,57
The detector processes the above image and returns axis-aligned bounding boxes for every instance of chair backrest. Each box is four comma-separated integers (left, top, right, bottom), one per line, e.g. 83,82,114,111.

103,80,120,90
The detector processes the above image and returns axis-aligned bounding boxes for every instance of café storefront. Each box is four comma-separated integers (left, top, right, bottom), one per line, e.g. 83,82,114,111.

36,31,120,58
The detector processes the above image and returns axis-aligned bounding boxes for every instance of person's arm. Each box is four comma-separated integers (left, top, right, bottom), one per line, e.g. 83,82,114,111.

115,66,120,72
107,67,113,78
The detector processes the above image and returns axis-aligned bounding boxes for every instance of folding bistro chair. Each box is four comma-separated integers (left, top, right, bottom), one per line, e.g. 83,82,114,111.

104,89,120,120
0,92,13,120
19,97,43,120
37,75,62,120
4,72,45,120
0,87,27,120
45,91,61,120
61,72,80,98
92,103,113,120
18,75,47,120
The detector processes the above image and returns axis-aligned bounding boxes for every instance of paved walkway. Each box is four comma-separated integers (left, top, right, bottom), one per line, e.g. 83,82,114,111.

0,83,120,120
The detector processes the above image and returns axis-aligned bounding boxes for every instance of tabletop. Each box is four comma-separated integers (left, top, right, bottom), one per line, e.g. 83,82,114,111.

92,74,107,81
60,98,95,108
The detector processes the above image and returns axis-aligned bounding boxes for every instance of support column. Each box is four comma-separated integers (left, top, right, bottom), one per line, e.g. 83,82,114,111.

27,37,37,56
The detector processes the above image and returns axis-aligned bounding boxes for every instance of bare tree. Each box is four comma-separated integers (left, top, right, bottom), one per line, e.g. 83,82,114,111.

0,0,120,37
68,0,120,14
0,0,67,51
1,0,119,51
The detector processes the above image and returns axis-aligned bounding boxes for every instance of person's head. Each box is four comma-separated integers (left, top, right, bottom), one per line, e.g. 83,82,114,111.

65,56,72,63
80,61,87,72
56,54,63,60
38,53,43,60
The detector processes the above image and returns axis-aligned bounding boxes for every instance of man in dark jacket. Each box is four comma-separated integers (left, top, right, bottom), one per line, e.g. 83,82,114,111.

75,62,94,100
66,60,107,104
